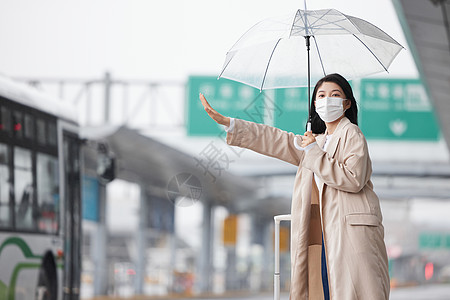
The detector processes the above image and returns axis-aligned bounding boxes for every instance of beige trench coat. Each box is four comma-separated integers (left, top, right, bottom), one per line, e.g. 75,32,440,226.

226,117,390,300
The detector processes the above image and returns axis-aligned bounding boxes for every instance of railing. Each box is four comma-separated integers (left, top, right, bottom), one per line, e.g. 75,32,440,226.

15,72,186,130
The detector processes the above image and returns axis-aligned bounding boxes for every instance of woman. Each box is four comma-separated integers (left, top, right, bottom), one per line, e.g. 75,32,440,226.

199,73,390,300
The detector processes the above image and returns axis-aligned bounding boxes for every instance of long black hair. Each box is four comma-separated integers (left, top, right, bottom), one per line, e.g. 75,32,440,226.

309,73,358,134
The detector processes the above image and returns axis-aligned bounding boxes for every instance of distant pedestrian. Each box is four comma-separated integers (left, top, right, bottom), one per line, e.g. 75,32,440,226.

199,73,390,300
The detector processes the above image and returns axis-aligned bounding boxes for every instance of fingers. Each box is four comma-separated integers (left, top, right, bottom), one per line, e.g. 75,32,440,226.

199,93,227,125
301,140,312,148
199,93,216,115
199,93,219,115
299,135,306,147
300,132,316,148
199,93,211,109
300,139,308,148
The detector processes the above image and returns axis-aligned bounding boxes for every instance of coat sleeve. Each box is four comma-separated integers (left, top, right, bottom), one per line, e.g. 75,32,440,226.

302,129,370,193
226,118,305,166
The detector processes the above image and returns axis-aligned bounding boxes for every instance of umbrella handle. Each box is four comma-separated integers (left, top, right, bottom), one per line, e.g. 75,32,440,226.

307,122,311,132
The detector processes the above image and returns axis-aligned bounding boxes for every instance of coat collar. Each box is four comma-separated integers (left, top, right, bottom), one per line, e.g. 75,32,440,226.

325,116,351,137
316,116,350,155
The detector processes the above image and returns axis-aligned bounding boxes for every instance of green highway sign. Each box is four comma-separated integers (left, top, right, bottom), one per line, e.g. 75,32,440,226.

359,78,440,140
186,76,441,140
419,233,450,249
187,76,263,136
274,88,309,134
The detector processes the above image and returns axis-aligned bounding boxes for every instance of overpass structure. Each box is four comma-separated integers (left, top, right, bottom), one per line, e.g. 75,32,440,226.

393,0,450,150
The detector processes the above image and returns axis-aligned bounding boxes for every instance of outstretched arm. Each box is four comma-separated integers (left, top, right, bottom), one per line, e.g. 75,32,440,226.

199,93,304,166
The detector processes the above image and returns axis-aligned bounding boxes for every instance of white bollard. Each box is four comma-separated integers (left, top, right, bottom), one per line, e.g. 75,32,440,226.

274,214,291,300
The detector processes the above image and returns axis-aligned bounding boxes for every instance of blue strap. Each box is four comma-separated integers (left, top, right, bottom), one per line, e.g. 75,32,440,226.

321,233,330,299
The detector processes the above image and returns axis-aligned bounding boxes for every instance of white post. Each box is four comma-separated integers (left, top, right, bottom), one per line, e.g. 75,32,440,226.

198,201,213,293
274,220,280,300
273,215,291,300
134,186,147,294
93,182,108,296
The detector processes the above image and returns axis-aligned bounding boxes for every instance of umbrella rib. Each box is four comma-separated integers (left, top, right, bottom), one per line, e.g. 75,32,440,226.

298,10,309,36
227,20,264,51
218,52,235,79
352,34,388,72
307,17,351,32
312,36,326,77
289,10,300,38
292,9,354,35
307,8,333,29
292,16,349,35
260,38,282,91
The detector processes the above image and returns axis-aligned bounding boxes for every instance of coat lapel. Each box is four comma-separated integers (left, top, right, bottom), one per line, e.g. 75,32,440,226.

315,134,326,149
317,117,351,200
324,117,350,158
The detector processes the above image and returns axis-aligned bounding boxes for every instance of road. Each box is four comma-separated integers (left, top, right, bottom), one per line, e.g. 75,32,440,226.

92,284,450,300
390,284,450,300
184,284,450,300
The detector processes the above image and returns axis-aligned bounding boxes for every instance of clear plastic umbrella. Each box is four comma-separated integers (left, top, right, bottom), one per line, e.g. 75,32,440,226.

218,6,404,129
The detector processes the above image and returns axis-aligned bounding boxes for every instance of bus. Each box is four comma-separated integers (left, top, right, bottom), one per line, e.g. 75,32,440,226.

0,74,81,300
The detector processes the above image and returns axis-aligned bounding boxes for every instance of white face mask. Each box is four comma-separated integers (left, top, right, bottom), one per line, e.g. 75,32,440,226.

315,97,346,123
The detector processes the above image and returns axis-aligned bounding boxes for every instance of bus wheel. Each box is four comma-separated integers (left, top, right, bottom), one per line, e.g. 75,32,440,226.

36,254,57,300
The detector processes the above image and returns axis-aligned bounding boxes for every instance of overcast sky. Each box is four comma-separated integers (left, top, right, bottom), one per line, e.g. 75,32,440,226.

0,0,417,81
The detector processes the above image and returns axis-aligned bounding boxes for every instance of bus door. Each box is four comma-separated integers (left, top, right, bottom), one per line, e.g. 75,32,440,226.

62,131,81,300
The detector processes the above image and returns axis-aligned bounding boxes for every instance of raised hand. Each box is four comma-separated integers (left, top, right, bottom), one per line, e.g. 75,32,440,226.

199,93,231,127
300,131,316,148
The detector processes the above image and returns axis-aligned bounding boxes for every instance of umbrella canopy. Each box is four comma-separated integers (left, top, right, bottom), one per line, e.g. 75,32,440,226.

219,8,404,91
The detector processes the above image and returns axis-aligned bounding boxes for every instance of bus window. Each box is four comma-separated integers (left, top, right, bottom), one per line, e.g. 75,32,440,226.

14,147,33,230
0,143,10,227
36,118,46,146
36,153,59,233
24,113,35,141
48,121,57,147
13,111,24,139
0,106,11,134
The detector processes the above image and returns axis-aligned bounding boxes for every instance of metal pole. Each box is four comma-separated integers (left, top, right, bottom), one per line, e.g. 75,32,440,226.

168,232,177,293
122,83,129,125
134,186,147,294
225,246,237,290
93,182,108,296
303,1,312,132
198,201,213,293
274,220,280,300
85,83,91,126
262,220,272,291
305,35,312,132
104,72,111,124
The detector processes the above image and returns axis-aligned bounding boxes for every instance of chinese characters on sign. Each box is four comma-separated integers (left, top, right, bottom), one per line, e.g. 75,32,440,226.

359,78,440,140
188,76,440,141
